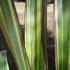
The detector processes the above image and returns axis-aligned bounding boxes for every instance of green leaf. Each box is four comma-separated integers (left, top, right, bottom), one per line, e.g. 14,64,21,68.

0,50,9,70
41,0,48,69
55,0,70,70
0,0,30,70
25,0,47,70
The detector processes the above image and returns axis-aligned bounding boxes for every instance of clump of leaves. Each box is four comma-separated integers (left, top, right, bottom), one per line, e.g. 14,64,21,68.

0,0,47,70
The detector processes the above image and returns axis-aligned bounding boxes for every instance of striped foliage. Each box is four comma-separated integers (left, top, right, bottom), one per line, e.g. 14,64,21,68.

55,0,70,70
0,0,47,70
25,0,47,70
0,0,30,70
0,50,9,70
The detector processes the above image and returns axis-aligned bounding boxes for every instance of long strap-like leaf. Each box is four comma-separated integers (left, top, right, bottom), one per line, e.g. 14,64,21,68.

25,0,47,70
55,0,70,70
68,8,70,70
0,50,9,70
0,0,30,70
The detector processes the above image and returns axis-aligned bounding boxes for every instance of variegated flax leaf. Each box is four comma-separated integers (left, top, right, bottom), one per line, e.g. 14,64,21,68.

55,0,70,70
25,0,47,70
0,0,30,70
